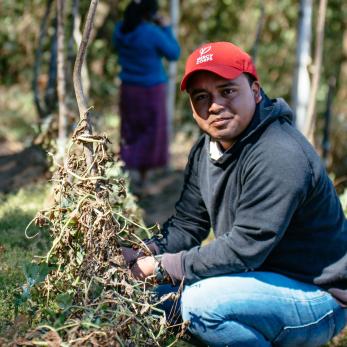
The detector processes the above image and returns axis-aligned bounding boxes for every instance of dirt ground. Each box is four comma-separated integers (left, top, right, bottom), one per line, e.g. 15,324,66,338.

0,142,47,193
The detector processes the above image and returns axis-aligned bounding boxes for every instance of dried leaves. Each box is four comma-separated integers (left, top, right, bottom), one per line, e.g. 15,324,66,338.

11,123,184,346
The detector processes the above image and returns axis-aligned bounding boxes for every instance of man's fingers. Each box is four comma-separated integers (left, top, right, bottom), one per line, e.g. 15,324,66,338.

121,247,141,265
130,262,146,280
130,256,157,280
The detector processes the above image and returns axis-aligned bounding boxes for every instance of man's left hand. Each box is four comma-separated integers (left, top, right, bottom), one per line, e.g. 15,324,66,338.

131,256,157,280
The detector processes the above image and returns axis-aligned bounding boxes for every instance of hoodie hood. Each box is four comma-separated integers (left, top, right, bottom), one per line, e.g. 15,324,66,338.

246,90,294,138
113,21,142,46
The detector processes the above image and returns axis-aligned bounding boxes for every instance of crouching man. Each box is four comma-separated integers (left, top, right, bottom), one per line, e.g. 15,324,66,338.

123,41,347,347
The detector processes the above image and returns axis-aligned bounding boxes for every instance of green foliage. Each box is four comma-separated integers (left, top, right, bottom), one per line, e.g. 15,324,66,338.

0,0,48,85
1,0,345,110
14,263,55,317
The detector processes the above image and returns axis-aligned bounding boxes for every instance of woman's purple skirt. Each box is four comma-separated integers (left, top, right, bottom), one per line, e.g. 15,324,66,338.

119,83,168,171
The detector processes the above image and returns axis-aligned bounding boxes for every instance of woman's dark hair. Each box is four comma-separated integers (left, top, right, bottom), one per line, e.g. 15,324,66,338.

121,0,158,34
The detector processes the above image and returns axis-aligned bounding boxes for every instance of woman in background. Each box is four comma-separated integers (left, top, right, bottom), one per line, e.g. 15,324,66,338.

113,0,180,194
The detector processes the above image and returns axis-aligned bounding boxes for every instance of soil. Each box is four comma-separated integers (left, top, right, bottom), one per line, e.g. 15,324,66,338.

0,142,48,193
136,133,196,226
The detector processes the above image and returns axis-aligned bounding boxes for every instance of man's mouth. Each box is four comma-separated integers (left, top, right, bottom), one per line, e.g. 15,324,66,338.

210,117,232,127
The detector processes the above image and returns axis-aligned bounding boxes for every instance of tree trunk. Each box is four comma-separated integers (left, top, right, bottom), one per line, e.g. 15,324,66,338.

33,0,54,120
322,76,336,165
57,0,68,163
291,0,312,133
304,0,328,144
251,0,265,64
45,19,58,116
66,0,79,94
167,0,180,156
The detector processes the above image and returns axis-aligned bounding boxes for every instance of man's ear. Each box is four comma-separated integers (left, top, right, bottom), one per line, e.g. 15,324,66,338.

251,81,262,104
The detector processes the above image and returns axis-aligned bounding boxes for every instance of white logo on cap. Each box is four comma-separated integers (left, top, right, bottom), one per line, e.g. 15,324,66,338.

196,45,213,65
199,46,211,56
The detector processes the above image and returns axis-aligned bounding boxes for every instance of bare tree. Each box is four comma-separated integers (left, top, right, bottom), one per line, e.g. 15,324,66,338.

65,0,79,95
291,0,312,132
33,0,54,120
45,20,58,115
56,0,68,162
73,0,92,101
322,76,336,165
166,0,180,151
304,0,328,144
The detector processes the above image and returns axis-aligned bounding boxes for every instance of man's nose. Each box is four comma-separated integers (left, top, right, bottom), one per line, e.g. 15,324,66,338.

209,98,224,114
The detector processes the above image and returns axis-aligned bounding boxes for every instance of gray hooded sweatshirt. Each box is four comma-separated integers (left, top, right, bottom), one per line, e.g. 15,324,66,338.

154,95,347,295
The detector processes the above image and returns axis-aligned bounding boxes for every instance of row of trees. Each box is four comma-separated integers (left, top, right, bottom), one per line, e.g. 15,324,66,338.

0,0,346,176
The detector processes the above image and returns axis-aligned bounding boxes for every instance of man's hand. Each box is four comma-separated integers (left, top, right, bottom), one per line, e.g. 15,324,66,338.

121,247,143,266
131,256,157,280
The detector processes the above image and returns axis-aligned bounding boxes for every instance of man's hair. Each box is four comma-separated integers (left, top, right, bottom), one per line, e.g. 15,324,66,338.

121,0,158,34
244,72,257,86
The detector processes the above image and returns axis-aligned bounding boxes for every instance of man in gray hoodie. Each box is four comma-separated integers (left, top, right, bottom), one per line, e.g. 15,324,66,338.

123,42,347,346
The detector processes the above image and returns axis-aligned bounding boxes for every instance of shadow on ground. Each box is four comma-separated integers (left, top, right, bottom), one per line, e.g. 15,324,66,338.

0,145,47,193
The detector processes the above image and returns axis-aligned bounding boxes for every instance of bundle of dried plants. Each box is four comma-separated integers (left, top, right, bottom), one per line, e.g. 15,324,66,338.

13,123,182,346
7,1,185,345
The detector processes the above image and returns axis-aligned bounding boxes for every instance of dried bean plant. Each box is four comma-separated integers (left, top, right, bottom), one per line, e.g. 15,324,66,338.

9,1,185,345
15,122,183,346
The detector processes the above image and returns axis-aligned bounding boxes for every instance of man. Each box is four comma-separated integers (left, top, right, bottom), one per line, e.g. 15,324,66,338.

122,42,347,346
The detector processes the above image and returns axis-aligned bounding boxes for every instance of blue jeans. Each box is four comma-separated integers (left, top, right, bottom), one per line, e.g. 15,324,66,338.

157,272,346,346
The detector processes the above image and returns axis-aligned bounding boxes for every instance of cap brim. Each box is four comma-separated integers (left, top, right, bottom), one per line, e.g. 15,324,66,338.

180,65,243,91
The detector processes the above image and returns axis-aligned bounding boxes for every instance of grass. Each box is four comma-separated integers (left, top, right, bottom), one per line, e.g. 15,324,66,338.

0,183,50,335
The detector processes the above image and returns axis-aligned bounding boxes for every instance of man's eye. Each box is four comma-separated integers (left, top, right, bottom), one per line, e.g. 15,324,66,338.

222,88,234,96
194,94,208,101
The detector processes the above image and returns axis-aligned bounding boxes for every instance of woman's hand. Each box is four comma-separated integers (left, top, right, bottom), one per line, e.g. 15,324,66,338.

153,14,171,27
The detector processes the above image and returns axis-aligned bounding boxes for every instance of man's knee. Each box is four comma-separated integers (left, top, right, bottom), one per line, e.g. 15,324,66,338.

181,281,236,328
181,283,271,346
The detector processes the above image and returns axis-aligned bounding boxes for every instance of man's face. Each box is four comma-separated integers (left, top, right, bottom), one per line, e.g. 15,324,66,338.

188,71,260,150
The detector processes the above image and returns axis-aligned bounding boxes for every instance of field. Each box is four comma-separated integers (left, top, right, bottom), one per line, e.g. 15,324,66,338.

1,87,347,346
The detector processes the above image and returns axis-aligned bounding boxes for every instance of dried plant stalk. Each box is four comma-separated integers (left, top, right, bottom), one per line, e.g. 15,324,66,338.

16,129,183,346
8,1,185,345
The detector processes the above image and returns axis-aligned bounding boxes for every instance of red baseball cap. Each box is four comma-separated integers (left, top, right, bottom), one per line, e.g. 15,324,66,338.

180,41,258,91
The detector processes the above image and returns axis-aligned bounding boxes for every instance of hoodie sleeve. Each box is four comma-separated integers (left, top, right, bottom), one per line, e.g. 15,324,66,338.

112,22,121,49
151,25,180,61
165,134,313,283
